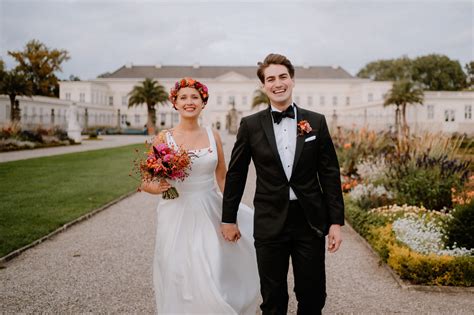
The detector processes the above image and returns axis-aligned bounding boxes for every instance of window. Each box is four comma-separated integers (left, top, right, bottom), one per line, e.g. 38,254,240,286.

160,113,166,125
228,96,235,105
307,96,313,106
217,96,222,105
122,96,128,106
465,105,472,120
80,93,85,103
368,93,373,102
121,114,127,125
332,96,338,106
427,105,434,120
39,108,43,123
320,96,325,106
444,110,455,122
135,114,140,124
242,96,247,106
346,97,350,106
109,96,114,106
65,92,71,100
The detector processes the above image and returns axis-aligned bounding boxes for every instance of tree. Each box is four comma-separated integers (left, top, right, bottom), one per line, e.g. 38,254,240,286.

0,59,5,79
0,69,33,121
357,56,412,81
411,54,466,91
68,74,81,81
384,80,424,138
128,78,168,135
251,89,269,109
8,39,70,97
465,61,474,89
358,54,467,91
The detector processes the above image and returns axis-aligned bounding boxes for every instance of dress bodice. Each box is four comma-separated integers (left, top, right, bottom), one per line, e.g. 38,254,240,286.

165,127,218,194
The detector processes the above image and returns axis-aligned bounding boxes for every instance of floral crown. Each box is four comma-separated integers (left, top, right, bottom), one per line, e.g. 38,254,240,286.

169,77,209,105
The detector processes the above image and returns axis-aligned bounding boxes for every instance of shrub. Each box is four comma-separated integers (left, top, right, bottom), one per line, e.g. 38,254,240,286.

344,200,389,238
349,183,393,209
346,201,474,286
385,153,470,210
445,200,474,250
370,224,474,286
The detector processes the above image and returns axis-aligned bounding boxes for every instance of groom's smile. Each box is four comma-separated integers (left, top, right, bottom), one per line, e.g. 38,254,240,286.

263,64,295,109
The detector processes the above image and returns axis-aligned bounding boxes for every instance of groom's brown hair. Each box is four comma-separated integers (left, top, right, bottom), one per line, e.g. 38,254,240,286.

257,53,295,83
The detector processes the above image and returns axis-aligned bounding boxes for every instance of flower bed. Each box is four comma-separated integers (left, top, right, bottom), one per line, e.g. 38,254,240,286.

337,130,473,286
0,123,75,152
346,201,474,286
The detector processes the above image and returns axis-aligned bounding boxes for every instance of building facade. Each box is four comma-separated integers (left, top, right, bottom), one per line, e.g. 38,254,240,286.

1,64,472,135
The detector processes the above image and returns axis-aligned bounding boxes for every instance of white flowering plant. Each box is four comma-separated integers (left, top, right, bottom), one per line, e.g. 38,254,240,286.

356,156,388,183
392,214,473,257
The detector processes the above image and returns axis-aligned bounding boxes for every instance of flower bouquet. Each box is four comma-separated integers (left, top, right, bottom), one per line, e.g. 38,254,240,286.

132,142,193,199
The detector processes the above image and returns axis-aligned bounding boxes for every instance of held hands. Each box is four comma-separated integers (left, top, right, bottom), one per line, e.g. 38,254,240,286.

327,224,342,253
220,223,241,242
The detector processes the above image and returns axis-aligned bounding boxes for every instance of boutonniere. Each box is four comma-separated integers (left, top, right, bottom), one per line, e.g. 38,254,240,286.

297,120,312,136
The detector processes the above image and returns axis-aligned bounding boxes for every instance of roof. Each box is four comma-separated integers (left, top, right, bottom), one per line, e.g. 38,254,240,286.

102,65,354,80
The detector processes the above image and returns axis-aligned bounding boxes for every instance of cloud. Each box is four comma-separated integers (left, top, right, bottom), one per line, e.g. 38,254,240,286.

0,0,472,79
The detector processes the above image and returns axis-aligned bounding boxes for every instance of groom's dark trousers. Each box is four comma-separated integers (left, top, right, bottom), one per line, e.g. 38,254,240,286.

223,105,344,315
255,200,326,314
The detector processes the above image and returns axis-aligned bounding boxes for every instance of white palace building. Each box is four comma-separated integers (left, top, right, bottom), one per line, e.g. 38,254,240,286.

1,63,473,135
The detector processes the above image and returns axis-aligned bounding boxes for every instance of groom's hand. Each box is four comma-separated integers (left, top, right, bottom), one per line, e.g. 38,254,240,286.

220,223,241,242
328,224,342,253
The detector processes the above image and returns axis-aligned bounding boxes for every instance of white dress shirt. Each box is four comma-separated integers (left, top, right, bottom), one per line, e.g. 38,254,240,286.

270,103,298,200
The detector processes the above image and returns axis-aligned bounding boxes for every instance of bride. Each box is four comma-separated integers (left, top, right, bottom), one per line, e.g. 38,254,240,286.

140,77,259,314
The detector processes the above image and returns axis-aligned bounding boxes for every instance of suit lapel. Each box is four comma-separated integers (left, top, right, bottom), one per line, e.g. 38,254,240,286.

292,106,306,174
261,108,286,178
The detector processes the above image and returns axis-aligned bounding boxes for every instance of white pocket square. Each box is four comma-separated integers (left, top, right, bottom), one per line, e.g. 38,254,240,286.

305,135,316,142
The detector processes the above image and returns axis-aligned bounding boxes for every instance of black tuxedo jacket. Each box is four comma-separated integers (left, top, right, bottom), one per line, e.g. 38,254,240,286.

222,105,344,240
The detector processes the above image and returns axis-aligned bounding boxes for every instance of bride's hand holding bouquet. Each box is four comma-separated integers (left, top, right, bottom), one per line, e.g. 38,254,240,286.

132,140,194,199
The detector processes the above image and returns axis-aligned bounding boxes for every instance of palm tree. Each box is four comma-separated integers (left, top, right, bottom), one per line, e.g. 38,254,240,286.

0,69,33,121
251,89,269,109
384,80,424,138
128,78,168,135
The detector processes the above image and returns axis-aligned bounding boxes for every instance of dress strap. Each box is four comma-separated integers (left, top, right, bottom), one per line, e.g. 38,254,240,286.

206,126,217,153
165,130,177,148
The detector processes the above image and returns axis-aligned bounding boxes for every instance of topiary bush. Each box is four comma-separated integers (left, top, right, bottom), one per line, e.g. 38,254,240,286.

445,200,474,250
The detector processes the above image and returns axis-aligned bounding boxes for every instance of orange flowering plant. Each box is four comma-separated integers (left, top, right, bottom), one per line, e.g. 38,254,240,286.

297,120,312,136
131,142,194,199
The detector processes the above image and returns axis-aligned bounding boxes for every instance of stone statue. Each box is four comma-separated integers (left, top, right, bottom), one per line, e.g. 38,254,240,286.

67,103,82,143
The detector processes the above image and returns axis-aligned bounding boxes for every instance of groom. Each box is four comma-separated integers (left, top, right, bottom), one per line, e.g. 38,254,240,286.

221,53,344,314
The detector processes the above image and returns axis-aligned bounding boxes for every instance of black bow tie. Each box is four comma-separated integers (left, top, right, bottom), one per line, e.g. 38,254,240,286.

271,105,295,124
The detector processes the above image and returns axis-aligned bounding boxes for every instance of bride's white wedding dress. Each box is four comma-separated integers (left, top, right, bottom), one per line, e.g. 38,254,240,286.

153,127,259,314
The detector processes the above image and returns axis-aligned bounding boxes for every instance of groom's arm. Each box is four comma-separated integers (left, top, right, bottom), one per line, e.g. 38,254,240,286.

222,118,252,223
316,116,344,226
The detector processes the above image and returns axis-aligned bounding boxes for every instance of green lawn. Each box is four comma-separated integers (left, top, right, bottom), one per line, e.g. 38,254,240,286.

0,144,143,258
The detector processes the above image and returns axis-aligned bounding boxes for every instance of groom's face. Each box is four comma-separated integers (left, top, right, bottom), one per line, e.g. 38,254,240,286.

262,64,295,108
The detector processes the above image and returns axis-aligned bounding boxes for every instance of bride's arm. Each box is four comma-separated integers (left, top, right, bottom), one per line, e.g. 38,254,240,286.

213,129,227,193
139,131,171,194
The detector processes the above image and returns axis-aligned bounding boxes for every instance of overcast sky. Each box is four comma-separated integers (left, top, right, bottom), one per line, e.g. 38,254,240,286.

0,0,472,80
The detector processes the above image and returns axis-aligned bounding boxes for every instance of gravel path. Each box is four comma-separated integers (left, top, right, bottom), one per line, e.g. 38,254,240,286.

1,132,472,314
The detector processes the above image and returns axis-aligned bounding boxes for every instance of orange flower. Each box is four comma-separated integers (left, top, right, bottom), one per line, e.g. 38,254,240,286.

343,143,352,149
297,120,312,136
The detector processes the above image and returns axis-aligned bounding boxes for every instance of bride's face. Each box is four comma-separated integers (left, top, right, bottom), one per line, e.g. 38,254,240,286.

175,87,204,118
